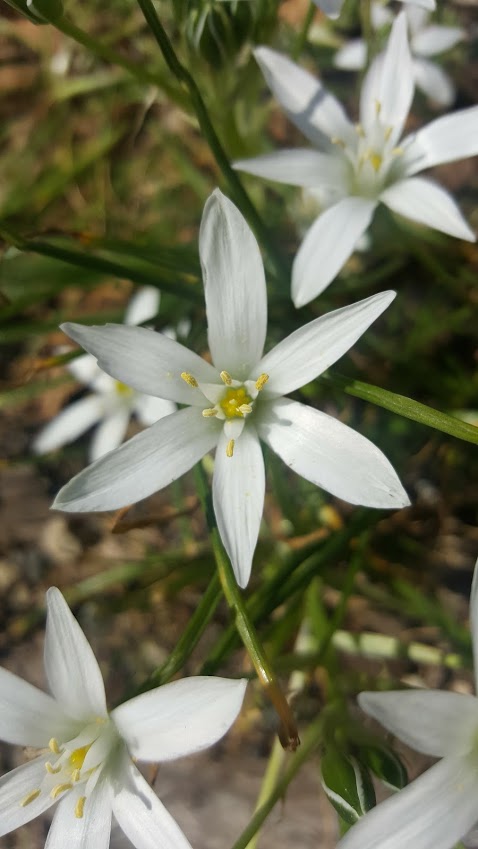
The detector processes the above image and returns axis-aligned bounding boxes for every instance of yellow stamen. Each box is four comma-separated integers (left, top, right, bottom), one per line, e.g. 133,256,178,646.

238,404,252,416
20,789,41,807
392,146,404,156
181,372,198,388
369,152,382,172
202,408,218,417
49,738,61,755
255,373,269,391
384,126,393,142
69,745,90,771
375,99,382,116
115,380,132,396
226,439,235,458
45,762,61,775
75,796,86,819
219,386,252,419
50,783,73,799
71,769,81,782
331,136,346,148
220,371,233,386
354,123,365,138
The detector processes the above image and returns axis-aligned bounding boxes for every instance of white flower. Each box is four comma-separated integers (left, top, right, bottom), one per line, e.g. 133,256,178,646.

33,286,175,462
52,190,409,588
337,556,478,849
0,587,247,849
234,13,478,306
313,0,435,20
335,4,464,108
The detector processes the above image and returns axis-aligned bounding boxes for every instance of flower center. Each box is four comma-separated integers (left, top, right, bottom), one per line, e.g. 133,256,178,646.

219,386,253,419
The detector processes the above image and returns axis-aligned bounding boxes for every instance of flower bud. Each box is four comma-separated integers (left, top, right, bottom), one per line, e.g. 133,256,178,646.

360,742,408,791
320,745,376,825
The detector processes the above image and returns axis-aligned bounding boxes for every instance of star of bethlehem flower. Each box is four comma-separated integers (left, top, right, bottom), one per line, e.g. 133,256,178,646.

334,4,464,108
0,587,247,849
337,555,478,849
33,286,175,462
235,12,478,306
313,0,435,20
52,190,409,588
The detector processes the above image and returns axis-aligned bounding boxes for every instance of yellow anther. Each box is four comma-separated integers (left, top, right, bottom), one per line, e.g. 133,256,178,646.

354,123,365,138
375,99,382,116
49,738,61,755
50,783,73,799
71,769,81,783
392,146,404,157
238,404,252,416
255,373,269,391
202,408,218,417
331,136,346,148
219,386,252,419
226,439,235,458
75,796,86,819
220,371,233,386
20,789,41,807
181,372,198,388
45,762,61,775
369,152,382,172
384,126,393,142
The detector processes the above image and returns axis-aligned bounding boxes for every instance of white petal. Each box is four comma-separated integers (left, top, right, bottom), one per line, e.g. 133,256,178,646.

413,59,455,107
313,0,344,19
405,4,430,35
67,354,100,386
45,783,113,849
199,190,267,379
33,395,103,455
89,409,131,462
257,290,395,398
292,198,377,306
334,40,367,71
60,323,218,406
0,666,77,747
403,106,478,174
124,286,160,326
53,407,221,513
381,177,475,241
337,756,478,849
412,25,464,57
359,690,478,757
258,398,410,509
360,13,413,140
0,757,57,837
112,757,192,849
213,426,264,588
400,0,435,9
133,394,176,426
112,677,247,762
234,149,348,189
254,46,355,149
470,557,478,683
45,588,107,721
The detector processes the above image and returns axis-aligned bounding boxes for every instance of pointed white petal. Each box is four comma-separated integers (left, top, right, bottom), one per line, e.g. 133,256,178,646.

33,396,103,455
337,756,478,849
113,757,192,849
292,198,377,306
313,0,344,19
254,46,355,149
200,190,267,379
381,177,475,241
359,690,478,757
413,59,455,107
0,666,77,747
53,407,221,513
405,5,430,35
133,394,176,426
89,409,131,462
258,398,410,509
334,40,367,71
124,286,160,326
67,354,100,386
234,149,348,189
45,783,113,849
112,677,247,762
0,757,58,837
360,13,413,140
412,25,464,57
45,588,107,720
60,323,218,406
403,106,478,174
257,290,395,398
213,427,264,588
470,558,478,683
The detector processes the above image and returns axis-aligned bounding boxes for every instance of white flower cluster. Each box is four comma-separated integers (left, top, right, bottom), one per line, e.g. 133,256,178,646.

15,2,477,849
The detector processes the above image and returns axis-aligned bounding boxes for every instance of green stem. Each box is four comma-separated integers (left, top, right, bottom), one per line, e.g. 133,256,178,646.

134,0,288,285
230,715,324,849
194,463,299,751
